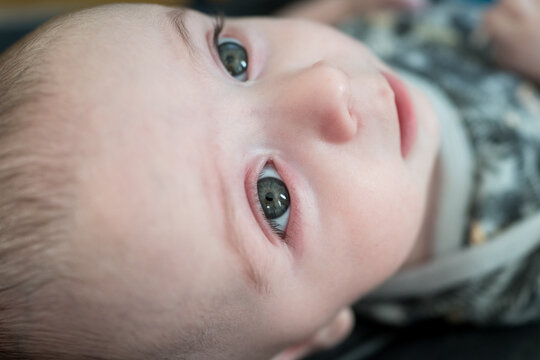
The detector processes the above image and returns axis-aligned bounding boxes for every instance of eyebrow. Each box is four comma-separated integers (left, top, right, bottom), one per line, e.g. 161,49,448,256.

212,149,272,296
166,7,196,55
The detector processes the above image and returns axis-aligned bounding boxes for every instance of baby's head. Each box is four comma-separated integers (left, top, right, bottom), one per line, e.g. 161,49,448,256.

0,4,440,359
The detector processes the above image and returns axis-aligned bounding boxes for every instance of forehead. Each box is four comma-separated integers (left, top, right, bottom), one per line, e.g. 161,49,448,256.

63,4,225,261
49,5,215,148
50,4,207,86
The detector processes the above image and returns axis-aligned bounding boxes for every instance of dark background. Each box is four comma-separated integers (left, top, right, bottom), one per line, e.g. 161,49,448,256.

0,0,494,54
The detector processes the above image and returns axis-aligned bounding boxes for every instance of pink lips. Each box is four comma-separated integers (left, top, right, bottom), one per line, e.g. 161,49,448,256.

381,71,417,158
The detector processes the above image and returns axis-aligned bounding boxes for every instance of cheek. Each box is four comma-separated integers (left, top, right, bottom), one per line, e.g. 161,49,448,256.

251,166,426,352
311,162,425,299
360,176,424,268
359,179,421,261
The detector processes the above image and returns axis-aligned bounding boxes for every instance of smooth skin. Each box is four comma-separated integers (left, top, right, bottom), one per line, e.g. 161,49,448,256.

27,4,440,359
484,0,540,83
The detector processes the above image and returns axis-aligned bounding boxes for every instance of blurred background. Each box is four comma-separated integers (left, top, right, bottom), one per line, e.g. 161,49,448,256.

0,0,494,54
0,0,302,53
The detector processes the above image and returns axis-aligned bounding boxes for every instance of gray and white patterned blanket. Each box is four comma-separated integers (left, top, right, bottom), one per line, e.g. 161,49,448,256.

341,3,540,325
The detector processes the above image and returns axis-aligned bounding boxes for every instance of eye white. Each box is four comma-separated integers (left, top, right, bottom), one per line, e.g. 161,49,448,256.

259,165,281,180
218,37,243,46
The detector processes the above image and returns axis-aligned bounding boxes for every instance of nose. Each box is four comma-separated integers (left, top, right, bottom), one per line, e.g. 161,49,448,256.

265,61,357,144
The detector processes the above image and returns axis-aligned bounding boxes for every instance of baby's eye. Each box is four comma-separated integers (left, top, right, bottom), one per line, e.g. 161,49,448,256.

217,38,249,82
257,165,290,238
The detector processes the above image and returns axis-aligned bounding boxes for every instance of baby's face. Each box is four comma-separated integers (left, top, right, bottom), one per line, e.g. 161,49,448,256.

47,4,439,358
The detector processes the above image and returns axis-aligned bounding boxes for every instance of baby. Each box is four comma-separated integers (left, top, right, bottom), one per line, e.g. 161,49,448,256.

0,1,538,359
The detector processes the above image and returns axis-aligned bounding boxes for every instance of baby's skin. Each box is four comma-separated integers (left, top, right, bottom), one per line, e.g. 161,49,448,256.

2,3,442,359
484,0,540,84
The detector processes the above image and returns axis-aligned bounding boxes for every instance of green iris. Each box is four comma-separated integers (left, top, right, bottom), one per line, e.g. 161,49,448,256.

218,41,248,80
257,177,290,220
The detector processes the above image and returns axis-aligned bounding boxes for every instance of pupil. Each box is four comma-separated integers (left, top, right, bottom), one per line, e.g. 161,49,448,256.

257,177,290,220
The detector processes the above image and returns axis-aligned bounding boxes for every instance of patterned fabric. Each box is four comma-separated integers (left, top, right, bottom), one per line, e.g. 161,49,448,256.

340,3,540,324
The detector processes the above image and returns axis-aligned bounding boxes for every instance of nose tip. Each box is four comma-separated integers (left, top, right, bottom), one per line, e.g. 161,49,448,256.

269,61,357,144
307,61,357,143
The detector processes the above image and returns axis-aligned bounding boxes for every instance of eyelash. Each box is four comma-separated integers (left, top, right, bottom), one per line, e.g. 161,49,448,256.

211,13,225,51
250,162,292,245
